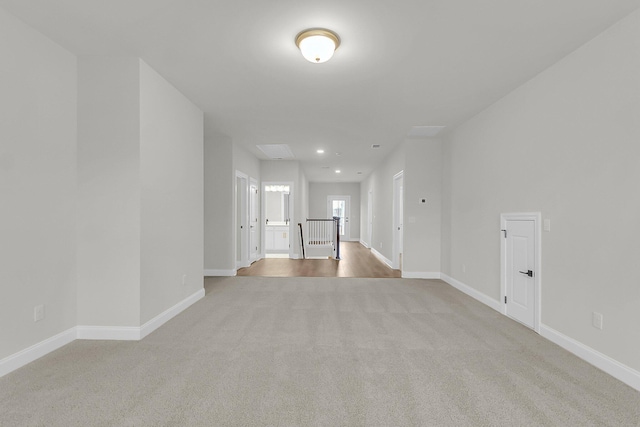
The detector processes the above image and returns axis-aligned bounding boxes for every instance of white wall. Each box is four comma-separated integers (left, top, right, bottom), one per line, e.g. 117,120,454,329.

404,139,442,276
361,140,442,276
78,58,204,327
442,9,640,372
233,143,260,180
309,182,361,241
0,8,78,360
204,130,234,274
77,57,141,327
139,61,204,324
233,143,261,261
299,168,309,233
361,144,405,263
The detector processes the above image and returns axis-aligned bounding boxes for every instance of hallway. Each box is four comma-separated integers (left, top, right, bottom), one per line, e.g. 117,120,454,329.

238,242,401,278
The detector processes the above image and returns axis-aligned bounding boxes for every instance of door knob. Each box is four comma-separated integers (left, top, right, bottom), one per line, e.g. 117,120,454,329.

519,270,533,277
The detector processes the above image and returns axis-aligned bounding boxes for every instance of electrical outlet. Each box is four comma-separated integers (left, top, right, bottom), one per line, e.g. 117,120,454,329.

462,264,467,273
380,242,383,249
34,304,44,322
544,219,551,232
182,274,187,286
592,312,603,330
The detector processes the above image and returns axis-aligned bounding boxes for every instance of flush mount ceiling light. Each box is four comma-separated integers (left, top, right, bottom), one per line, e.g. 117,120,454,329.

295,28,340,63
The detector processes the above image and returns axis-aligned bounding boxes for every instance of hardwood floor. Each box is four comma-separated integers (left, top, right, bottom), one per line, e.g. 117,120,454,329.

237,242,401,278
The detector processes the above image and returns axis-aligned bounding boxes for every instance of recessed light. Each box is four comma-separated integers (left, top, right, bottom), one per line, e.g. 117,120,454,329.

316,149,325,154
357,171,362,174
371,144,381,149
336,152,342,156
335,170,341,174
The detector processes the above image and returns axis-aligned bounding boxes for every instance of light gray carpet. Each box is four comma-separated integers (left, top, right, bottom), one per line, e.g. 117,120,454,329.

1,277,638,426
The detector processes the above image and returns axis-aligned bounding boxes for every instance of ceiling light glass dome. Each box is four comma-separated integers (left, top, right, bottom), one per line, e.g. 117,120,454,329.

295,29,340,63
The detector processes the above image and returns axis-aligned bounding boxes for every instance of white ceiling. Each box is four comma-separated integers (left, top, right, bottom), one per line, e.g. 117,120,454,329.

3,0,639,182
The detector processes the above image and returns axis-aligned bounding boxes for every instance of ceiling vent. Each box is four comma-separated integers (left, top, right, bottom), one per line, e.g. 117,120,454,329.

257,144,294,160
371,144,381,149
407,126,446,138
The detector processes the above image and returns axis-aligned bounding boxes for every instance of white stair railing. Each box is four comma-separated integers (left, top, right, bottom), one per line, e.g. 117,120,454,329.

305,217,341,259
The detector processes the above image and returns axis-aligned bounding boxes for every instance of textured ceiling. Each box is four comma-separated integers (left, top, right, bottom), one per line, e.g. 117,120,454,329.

2,0,639,181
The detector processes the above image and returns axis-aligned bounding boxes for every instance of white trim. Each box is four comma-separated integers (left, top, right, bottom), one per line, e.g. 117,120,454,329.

540,324,640,392
402,271,441,279
204,269,236,276
371,247,393,268
78,288,205,341
140,289,205,339
500,212,542,333
76,325,140,341
440,274,501,312
359,239,370,249
0,327,76,378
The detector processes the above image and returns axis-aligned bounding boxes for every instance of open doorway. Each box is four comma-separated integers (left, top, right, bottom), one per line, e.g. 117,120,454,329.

263,182,293,258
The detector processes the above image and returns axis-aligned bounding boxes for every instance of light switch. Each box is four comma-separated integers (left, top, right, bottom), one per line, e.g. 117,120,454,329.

544,219,551,232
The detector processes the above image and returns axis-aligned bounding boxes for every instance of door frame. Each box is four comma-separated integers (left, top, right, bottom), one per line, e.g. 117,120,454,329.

500,212,542,333
327,195,351,241
392,171,404,270
262,181,294,259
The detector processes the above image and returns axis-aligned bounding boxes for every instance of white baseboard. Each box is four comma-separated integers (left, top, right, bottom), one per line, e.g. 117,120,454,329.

370,248,393,268
359,240,370,249
440,273,640,392
402,272,442,279
0,327,76,378
440,273,501,312
204,269,237,277
540,325,640,392
140,288,205,339
78,288,206,341
1,289,207,378
76,325,141,341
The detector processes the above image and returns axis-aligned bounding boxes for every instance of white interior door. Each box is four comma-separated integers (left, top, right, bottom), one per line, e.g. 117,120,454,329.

367,190,373,247
504,218,536,328
393,171,404,270
327,195,350,240
249,180,258,262
236,172,249,268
